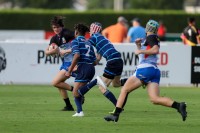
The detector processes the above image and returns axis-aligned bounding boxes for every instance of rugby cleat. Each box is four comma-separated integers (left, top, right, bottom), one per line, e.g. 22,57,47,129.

178,102,187,121
104,115,119,122
109,109,115,115
61,106,74,111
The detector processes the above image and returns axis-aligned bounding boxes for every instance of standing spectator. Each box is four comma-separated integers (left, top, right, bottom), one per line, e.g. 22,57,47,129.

157,20,167,41
181,17,200,87
127,18,146,43
181,17,200,46
102,16,128,43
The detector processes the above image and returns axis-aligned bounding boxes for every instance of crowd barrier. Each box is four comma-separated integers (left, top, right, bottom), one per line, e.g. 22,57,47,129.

1,40,199,86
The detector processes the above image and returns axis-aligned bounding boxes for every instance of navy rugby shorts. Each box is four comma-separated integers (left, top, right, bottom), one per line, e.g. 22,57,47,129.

103,58,123,79
75,64,95,83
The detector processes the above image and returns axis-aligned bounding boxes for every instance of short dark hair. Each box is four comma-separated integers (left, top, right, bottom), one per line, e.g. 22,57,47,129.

74,23,89,36
188,17,195,23
131,18,141,24
51,16,64,27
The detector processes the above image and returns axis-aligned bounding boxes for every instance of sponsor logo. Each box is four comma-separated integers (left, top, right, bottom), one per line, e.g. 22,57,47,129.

0,46,6,72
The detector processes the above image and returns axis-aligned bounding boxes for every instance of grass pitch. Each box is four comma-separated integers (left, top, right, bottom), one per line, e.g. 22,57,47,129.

0,85,199,133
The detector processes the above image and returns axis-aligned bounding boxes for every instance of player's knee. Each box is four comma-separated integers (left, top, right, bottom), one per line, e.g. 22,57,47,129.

73,91,80,97
149,97,160,105
112,83,120,87
51,80,59,87
119,88,130,97
51,81,56,87
99,87,107,93
112,80,121,87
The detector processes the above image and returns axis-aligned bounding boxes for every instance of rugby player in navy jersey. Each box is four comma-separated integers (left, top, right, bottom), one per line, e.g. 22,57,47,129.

78,22,127,106
65,23,96,117
45,16,75,111
104,20,187,122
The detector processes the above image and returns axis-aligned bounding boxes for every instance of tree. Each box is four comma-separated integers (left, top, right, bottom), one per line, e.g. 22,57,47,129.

86,0,185,10
125,0,184,10
87,0,113,9
0,0,185,10
0,0,74,9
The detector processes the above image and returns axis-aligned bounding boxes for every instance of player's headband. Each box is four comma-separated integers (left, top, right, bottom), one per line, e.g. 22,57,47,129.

90,22,102,34
145,20,159,34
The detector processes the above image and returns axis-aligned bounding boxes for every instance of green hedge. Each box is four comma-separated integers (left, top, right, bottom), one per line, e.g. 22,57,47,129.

0,9,200,33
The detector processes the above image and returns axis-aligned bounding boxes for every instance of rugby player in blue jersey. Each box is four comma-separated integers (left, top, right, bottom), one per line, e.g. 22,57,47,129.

78,22,127,106
104,20,187,122
65,23,96,117
45,16,76,111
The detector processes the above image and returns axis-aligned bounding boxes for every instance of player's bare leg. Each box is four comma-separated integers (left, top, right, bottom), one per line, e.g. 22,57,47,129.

147,83,174,106
52,70,73,91
147,83,187,121
104,76,142,122
52,70,74,111
112,76,121,87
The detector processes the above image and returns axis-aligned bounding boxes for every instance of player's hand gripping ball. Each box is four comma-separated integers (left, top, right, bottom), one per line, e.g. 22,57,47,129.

48,43,58,57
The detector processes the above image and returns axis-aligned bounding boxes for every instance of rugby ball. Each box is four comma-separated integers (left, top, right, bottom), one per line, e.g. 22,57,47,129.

49,43,57,51
49,43,58,57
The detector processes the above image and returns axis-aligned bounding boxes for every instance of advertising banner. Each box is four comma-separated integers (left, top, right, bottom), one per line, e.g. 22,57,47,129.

0,30,44,40
0,41,191,85
191,47,200,83
114,43,191,85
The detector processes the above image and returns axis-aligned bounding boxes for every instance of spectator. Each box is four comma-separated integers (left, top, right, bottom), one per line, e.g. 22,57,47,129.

127,18,146,43
102,16,128,43
181,17,200,87
181,17,200,46
157,20,167,41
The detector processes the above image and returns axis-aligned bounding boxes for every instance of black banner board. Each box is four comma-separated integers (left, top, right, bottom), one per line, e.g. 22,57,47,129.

191,47,200,83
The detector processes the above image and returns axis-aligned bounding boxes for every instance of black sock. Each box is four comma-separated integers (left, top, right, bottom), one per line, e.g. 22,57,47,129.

171,101,180,110
64,98,72,107
114,107,123,116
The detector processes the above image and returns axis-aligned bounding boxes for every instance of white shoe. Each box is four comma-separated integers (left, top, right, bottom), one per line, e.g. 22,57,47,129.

72,111,84,117
96,76,107,89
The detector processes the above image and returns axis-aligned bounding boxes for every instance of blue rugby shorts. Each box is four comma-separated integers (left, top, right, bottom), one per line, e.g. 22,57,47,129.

134,65,160,84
